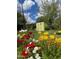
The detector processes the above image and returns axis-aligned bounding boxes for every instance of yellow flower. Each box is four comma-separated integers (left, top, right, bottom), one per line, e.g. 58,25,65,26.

40,35,43,39
43,32,49,35
54,37,61,48
20,36,23,39
49,34,55,39
38,35,49,41
39,35,43,39
22,34,25,36
43,35,48,40
55,37,61,43
19,34,25,39
38,35,44,41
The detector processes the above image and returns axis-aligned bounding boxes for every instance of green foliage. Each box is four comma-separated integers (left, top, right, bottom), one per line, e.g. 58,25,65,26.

26,24,36,31
17,13,26,25
36,0,61,30
17,12,26,30
17,31,61,59
53,17,61,30
36,41,61,59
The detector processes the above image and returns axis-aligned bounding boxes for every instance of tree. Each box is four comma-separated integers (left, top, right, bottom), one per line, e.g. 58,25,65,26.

37,0,61,30
40,0,58,19
36,16,47,22
17,12,26,31
53,16,61,30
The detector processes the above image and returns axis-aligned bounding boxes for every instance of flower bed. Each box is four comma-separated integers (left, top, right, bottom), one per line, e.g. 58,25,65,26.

17,31,61,59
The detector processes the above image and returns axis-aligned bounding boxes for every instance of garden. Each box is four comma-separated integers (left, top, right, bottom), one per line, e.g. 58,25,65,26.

17,0,61,59
17,30,61,59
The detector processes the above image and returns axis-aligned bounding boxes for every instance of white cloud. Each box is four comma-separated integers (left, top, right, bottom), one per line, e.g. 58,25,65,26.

35,0,53,7
17,0,35,11
17,1,22,12
17,0,35,24
35,0,54,15
35,13,43,19
24,13,36,24
23,0,35,10
17,0,36,24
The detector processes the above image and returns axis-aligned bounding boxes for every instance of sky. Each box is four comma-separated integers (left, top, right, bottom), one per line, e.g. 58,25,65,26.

17,0,61,24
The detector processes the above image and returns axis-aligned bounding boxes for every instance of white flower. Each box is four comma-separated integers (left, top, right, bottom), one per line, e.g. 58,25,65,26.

35,53,40,58
19,30,22,32
32,47,39,53
36,56,41,59
32,50,36,53
25,47,29,52
33,39,35,41
27,56,34,59
35,53,41,59
34,47,39,51
19,29,27,32
33,39,38,43
30,56,34,59
19,29,24,32
29,42,32,44
24,29,27,32
35,40,39,42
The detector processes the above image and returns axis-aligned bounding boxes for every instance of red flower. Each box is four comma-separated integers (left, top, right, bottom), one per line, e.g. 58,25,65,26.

29,42,35,48
21,50,28,57
17,39,24,43
23,35,30,39
29,32,33,34
24,42,35,48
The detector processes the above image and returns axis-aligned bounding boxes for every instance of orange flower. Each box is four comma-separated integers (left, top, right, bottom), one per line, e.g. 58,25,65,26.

38,35,43,41
43,35,48,40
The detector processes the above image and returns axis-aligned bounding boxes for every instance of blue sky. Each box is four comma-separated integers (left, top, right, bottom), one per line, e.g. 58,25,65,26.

25,2,39,21
17,0,39,24
17,0,61,24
